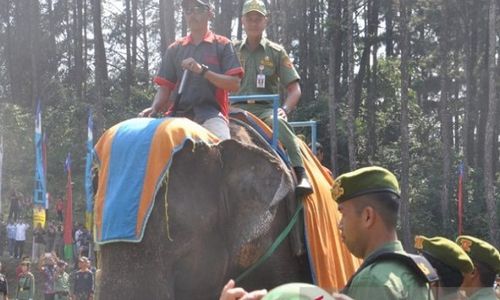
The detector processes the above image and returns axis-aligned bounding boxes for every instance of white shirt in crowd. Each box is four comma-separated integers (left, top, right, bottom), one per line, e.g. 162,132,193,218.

6,224,16,239
15,223,29,241
75,228,83,244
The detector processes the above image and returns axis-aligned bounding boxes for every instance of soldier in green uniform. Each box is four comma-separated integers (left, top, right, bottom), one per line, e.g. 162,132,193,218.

0,262,8,300
456,235,500,300
333,166,436,300
54,260,70,300
234,0,312,195
414,235,474,300
16,260,34,300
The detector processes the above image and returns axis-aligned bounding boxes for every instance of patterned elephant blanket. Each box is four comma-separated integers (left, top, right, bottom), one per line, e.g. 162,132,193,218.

93,117,219,244
231,111,362,291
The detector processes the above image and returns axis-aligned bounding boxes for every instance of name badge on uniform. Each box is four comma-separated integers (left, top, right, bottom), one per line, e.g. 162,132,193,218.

256,65,265,88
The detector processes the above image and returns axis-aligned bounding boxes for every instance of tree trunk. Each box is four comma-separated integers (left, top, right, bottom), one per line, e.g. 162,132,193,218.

83,0,88,96
213,0,233,38
354,0,379,119
438,0,452,235
237,0,244,40
346,0,356,170
367,0,379,162
124,0,132,104
65,0,72,75
159,0,175,55
462,0,477,191
142,0,149,87
132,0,138,72
74,0,84,102
46,0,57,75
399,0,412,250
384,0,394,57
30,0,41,107
483,0,498,244
91,0,108,135
2,0,15,102
328,0,341,176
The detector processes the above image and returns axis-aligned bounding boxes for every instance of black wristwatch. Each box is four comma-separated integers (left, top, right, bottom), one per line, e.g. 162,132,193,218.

200,64,209,77
282,105,291,114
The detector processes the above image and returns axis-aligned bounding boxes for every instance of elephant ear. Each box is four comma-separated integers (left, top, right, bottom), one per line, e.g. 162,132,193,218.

218,139,294,267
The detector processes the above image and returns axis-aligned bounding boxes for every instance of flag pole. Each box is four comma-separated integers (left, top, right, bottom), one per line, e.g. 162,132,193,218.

0,134,3,217
85,109,94,262
63,153,73,262
457,162,464,236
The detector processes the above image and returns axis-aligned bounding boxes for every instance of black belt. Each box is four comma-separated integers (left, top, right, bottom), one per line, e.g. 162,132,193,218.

55,291,69,295
236,100,268,105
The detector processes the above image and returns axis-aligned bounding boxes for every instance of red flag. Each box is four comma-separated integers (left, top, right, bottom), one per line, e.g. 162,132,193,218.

63,153,73,260
457,163,464,235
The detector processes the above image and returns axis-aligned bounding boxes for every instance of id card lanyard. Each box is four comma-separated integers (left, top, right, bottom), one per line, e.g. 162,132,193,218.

256,65,265,88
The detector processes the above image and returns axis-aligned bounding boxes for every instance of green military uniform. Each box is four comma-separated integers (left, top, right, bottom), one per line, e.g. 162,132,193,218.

456,235,500,300
16,272,35,300
234,0,304,170
234,36,304,169
54,271,70,300
468,288,497,300
346,241,433,300
334,167,435,300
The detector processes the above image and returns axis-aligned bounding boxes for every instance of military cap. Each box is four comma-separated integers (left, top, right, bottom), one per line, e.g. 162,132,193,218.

414,235,474,274
262,283,334,300
182,0,210,8
78,256,90,264
20,260,31,266
333,166,400,203
242,0,268,16
56,260,68,267
456,235,500,273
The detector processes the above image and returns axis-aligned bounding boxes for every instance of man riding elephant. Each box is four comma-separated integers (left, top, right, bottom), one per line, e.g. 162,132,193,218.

233,0,312,195
139,0,244,140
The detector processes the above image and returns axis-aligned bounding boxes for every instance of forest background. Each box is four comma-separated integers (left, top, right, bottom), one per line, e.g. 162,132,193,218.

0,0,499,250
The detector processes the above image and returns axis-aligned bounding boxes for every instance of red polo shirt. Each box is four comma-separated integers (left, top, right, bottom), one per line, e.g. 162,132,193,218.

154,31,244,122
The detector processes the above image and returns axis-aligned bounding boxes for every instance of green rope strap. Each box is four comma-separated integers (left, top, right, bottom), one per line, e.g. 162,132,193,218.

235,201,304,284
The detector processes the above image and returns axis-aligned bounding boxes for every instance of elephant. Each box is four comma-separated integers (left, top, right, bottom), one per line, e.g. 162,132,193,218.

97,119,312,300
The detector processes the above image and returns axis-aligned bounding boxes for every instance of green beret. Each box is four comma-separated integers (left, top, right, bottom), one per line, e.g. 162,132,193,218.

333,166,400,203
415,235,474,274
262,283,334,300
456,235,500,273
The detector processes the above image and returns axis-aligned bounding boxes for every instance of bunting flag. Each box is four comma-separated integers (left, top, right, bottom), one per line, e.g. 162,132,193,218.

0,135,3,215
457,162,464,235
34,98,47,208
63,153,74,261
85,109,94,231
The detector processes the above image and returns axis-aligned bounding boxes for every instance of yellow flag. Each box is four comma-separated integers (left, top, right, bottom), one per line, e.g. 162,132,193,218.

33,206,46,228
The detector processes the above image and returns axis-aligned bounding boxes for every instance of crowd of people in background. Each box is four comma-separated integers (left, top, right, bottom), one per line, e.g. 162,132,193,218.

0,191,96,300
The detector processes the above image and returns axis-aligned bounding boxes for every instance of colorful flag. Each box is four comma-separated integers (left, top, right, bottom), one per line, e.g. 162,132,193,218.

0,135,3,215
63,153,73,261
34,99,47,208
85,109,94,231
457,162,464,235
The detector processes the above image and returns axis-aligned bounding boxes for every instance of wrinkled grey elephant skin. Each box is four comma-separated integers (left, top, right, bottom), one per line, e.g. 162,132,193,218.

97,122,311,300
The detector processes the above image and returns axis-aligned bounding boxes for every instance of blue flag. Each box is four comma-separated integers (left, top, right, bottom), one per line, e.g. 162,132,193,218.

34,98,47,208
85,109,94,230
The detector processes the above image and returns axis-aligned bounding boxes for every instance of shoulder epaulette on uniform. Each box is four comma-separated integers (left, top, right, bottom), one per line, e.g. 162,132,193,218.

233,40,242,47
372,252,440,284
342,248,439,295
267,40,284,52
